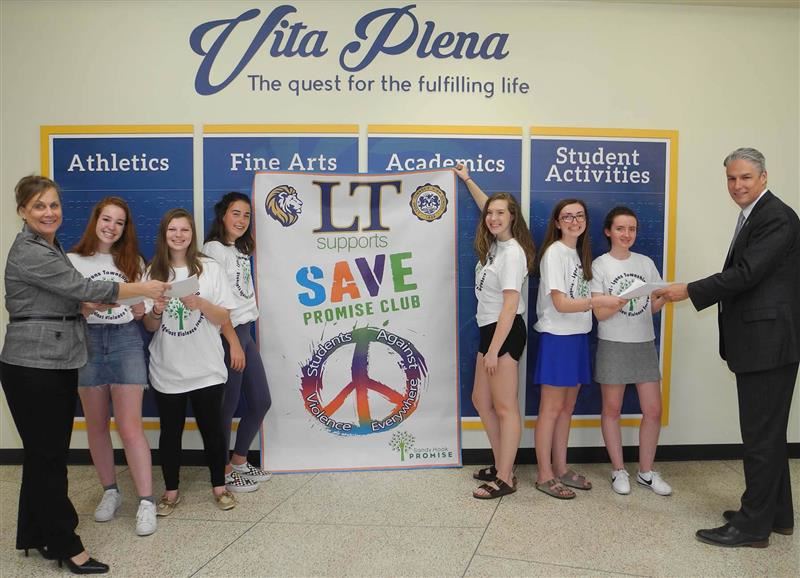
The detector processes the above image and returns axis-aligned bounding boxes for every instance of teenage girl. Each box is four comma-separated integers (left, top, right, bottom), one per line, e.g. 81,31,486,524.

143,208,237,513
203,192,272,493
591,206,672,496
455,165,536,499
532,199,625,499
68,197,157,536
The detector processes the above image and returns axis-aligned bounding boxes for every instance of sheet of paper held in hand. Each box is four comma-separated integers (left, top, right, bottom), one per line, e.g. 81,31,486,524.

116,275,198,306
617,279,669,299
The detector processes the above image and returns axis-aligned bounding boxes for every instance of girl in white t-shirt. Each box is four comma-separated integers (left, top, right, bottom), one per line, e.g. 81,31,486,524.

68,197,157,536
203,192,272,494
591,206,672,496
142,208,238,514
532,199,625,500
455,165,536,500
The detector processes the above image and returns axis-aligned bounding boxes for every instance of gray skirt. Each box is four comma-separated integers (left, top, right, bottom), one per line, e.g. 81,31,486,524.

594,339,661,384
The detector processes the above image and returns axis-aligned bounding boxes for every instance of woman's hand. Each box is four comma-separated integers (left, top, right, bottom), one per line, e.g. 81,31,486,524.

151,296,168,317
141,280,170,300
80,302,103,318
229,342,246,372
483,350,499,376
593,294,628,309
454,163,470,182
131,302,146,320
180,294,205,312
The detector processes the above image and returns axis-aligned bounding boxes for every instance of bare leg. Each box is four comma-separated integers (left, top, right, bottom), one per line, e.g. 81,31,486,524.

600,383,626,470
78,386,115,487
110,385,152,497
535,385,568,483
486,354,520,485
635,381,662,473
472,355,501,467
552,386,580,477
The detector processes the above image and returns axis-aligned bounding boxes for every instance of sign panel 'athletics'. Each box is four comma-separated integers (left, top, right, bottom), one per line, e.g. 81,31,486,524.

253,170,460,472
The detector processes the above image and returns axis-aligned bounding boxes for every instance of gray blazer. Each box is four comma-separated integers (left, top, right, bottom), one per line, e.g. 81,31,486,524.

1,225,119,370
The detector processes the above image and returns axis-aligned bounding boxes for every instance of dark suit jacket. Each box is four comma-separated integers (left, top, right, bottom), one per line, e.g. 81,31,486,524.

687,191,800,374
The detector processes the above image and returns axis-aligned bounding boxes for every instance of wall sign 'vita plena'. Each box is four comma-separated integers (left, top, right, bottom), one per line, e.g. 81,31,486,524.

190,4,510,95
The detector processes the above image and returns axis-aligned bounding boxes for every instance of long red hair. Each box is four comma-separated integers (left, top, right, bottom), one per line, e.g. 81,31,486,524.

71,197,142,282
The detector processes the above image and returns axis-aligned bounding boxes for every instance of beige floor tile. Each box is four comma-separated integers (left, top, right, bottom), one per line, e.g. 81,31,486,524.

69,465,317,523
0,515,252,578
0,464,22,483
464,554,639,577
265,467,497,527
479,460,799,577
196,521,483,577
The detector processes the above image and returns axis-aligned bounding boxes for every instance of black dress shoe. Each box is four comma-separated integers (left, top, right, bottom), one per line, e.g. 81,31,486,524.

695,523,769,548
723,510,794,536
58,557,110,574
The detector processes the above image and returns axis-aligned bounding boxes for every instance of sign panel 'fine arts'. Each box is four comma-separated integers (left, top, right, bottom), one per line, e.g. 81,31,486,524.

253,170,460,472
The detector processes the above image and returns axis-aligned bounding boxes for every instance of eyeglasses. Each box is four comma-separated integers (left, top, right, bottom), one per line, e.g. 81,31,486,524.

559,213,586,223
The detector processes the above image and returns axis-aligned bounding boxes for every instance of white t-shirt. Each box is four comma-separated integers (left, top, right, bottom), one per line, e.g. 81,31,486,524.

146,258,237,394
590,252,663,342
67,252,146,324
202,240,259,327
475,238,528,327
534,240,592,335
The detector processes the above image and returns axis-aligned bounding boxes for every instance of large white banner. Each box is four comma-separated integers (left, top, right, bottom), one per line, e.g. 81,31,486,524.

253,170,460,472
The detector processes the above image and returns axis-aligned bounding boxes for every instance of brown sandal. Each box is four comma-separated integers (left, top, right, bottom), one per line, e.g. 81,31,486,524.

559,469,592,490
473,478,517,500
535,478,576,500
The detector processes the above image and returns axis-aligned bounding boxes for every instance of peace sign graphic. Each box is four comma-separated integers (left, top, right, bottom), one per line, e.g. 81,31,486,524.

301,326,428,436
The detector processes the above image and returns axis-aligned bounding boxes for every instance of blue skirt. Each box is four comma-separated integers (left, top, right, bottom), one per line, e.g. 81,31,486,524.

533,332,591,387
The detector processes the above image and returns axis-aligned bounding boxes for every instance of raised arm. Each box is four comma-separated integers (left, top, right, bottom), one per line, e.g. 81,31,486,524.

454,164,489,211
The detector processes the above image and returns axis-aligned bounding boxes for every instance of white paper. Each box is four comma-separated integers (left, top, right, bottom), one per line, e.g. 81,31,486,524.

116,296,144,307
165,275,199,298
116,275,198,306
617,279,669,299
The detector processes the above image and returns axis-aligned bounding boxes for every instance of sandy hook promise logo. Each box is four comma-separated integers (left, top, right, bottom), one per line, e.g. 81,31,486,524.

300,326,428,436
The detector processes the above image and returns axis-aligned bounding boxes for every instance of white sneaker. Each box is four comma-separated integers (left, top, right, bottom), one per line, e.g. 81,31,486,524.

611,469,631,495
225,470,260,493
231,462,273,482
94,489,122,522
135,500,157,536
637,470,672,496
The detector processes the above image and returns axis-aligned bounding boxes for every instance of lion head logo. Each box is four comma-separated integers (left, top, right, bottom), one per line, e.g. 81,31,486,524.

265,185,304,227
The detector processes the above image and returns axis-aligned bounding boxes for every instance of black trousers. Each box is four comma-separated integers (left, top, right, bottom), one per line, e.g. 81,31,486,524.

733,361,798,536
0,362,84,559
154,383,227,490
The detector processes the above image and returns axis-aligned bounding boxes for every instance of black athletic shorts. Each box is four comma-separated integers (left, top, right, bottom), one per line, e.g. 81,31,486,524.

478,314,527,361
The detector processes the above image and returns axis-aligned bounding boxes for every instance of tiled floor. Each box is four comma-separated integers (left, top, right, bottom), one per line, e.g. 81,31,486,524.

0,460,797,577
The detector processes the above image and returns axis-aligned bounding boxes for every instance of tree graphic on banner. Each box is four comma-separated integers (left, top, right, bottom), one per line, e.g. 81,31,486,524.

389,431,415,461
166,297,191,330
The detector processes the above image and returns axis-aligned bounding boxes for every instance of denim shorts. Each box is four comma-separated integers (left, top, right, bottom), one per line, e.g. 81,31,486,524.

79,323,148,387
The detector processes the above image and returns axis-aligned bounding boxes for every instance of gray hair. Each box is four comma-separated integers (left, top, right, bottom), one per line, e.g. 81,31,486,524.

723,148,766,174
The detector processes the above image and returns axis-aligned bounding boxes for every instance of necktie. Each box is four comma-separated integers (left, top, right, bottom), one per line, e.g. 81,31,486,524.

726,212,745,261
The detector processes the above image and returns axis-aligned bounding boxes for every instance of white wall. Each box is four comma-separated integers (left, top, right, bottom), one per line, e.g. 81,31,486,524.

2,0,798,452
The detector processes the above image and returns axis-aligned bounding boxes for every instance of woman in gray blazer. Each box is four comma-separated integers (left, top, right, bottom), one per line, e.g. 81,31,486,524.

0,175,168,574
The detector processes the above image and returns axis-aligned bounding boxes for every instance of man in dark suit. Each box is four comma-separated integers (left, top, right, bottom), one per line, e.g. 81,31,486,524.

657,147,799,548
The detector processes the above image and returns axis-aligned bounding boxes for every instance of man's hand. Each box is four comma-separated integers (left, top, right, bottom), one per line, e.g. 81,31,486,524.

653,283,689,303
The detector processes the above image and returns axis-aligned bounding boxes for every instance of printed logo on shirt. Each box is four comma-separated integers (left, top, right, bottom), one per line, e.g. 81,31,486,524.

87,269,129,321
609,272,649,317
475,251,495,293
568,265,590,299
161,294,204,336
409,183,448,222
235,254,254,298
